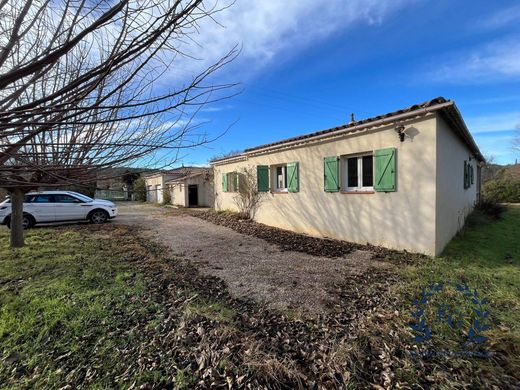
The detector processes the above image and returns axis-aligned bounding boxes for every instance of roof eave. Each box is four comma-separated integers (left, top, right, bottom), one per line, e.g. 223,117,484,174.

214,102,451,164
210,155,249,166
439,104,485,162
212,99,485,165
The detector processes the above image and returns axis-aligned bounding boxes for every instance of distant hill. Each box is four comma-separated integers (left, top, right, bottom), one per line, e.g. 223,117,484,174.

95,167,160,190
482,163,520,183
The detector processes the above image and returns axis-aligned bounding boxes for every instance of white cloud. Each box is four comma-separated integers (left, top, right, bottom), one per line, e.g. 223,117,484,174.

164,0,416,82
201,105,233,113
477,4,520,30
466,111,520,133
424,36,520,84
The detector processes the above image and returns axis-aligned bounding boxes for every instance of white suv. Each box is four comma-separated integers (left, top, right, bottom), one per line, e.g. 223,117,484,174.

0,191,118,229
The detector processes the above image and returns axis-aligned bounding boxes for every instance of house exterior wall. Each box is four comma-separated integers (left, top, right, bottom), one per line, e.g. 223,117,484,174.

145,175,162,202
169,181,186,206
435,116,479,254
214,115,440,255
167,175,215,207
185,175,214,207
144,174,176,203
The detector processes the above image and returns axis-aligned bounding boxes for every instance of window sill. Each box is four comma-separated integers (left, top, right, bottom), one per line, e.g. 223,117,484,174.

340,190,375,195
271,191,289,194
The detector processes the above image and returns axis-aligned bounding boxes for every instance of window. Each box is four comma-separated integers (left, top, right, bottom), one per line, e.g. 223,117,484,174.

275,165,287,191
325,149,396,193
343,154,373,191
34,194,54,203
69,192,93,202
258,163,299,193
464,160,475,189
55,194,81,203
223,172,239,192
24,195,36,203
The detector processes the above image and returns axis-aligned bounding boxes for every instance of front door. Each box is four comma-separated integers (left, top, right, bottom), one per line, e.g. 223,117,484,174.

188,185,198,207
54,194,88,221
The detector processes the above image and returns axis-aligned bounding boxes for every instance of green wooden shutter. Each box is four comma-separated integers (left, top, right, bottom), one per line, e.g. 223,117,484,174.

257,165,269,192
374,148,396,192
222,173,228,192
464,160,469,189
324,156,339,192
470,164,474,185
287,162,299,193
234,172,239,192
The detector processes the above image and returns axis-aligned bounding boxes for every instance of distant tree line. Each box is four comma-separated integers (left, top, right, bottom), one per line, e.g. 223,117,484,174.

482,163,520,203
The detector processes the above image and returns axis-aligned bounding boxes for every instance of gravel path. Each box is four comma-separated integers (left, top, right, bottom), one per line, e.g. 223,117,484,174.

115,203,392,315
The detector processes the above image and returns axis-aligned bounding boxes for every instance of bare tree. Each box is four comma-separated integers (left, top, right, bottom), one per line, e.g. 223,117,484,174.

233,166,264,219
514,127,520,159
210,149,243,162
122,170,140,201
0,0,237,246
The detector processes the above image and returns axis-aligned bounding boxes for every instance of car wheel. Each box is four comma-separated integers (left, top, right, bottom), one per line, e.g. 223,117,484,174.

5,215,34,230
22,215,34,229
90,210,109,224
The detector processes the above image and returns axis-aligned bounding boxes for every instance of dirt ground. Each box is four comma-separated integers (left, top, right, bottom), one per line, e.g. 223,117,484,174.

115,203,393,314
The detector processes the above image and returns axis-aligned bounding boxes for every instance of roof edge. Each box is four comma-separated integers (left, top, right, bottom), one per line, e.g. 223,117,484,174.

212,97,484,165
214,99,453,164
438,104,485,162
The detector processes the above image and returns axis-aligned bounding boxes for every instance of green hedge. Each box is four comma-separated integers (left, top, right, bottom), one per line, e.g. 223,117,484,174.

483,179,520,203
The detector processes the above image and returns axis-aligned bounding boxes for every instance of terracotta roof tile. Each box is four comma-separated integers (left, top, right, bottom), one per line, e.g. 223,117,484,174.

165,168,212,183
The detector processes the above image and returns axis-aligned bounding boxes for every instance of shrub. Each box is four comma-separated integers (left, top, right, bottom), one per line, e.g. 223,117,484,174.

483,179,520,203
162,186,172,205
475,199,504,220
133,177,147,202
233,166,264,219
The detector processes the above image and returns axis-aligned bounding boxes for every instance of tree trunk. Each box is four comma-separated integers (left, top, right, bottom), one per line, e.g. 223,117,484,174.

126,184,133,201
9,188,25,248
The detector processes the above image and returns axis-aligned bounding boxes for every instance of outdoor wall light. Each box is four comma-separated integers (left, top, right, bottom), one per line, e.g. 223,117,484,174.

395,125,406,142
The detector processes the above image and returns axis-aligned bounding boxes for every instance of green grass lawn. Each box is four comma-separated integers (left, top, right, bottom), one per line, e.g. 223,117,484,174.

388,206,520,386
0,227,155,388
0,208,518,388
401,207,519,344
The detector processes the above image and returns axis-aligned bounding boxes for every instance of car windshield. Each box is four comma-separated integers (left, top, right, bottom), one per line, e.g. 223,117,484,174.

69,192,93,202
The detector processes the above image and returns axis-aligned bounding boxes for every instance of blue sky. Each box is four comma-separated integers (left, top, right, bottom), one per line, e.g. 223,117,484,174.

167,0,520,166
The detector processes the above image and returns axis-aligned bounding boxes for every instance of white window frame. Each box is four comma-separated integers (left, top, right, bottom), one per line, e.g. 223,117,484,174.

272,164,288,192
342,153,374,192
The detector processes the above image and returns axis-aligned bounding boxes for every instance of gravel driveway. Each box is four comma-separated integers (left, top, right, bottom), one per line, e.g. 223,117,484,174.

115,203,392,315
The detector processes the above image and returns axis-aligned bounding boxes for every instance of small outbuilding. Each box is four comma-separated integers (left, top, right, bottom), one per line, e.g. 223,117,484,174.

144,167,214,207
212,97,484,256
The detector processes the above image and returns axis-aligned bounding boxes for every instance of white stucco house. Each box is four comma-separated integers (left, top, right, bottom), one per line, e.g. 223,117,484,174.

211,97,484,256
144,167,214,207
